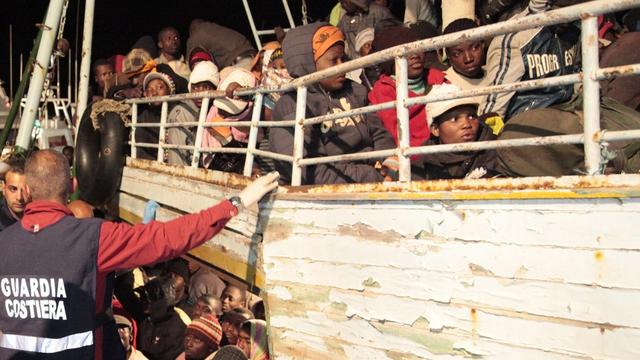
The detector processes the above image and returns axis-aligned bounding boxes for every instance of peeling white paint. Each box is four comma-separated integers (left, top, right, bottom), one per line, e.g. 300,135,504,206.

270,286,294,301
341,344,393,359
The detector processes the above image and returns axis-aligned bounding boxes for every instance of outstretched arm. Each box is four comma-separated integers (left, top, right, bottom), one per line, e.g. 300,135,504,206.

97,172,279,272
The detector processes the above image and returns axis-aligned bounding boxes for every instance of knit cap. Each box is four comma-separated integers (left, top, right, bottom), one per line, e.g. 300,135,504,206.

186,314,223,349
354,27,374,53
143,71,176,94
213,67,256,115
189,61,220,91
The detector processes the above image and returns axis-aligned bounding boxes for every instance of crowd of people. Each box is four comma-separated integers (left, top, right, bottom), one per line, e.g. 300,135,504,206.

87,0,640,186
2,0,639,359
0,148,279,360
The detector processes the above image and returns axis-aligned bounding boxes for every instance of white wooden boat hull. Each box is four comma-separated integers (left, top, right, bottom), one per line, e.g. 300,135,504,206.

119,159,640,359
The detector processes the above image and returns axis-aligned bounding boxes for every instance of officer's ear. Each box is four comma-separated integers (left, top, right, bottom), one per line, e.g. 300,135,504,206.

24,184,32,200
70,177,78,193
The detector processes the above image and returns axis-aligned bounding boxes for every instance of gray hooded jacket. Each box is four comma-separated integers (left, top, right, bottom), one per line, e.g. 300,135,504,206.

269,22,395,185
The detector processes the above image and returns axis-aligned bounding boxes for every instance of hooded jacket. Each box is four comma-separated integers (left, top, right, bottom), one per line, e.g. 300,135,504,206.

422,122,499,180
269,22,396,185
338,2,401,60
186,21,255,69
478,0,581,119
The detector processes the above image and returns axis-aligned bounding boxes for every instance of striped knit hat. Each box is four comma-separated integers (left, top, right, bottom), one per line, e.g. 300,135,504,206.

186,314,223,349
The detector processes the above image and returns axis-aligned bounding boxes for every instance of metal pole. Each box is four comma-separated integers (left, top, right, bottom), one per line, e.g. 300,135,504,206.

581,16,601,175
291,86,307,186
15,0,66,152
191,98,209,168
157,101,168,163
241,0,262,49
281,0,296,28
76,0,95,120
395,56,411,182
9,24,13,99
243,92,263,177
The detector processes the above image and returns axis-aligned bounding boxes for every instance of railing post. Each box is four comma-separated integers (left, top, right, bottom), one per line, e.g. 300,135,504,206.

581,15,602,175
395,56,412,182
130,103,138,159
243,92,263,177
291,86,307,186
157,101,168,163
191,97,210,168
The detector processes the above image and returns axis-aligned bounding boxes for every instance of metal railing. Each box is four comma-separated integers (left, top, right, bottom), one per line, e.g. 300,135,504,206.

124,0,640,186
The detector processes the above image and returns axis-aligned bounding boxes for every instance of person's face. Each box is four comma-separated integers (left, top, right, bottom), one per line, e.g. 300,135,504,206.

62,149,73,166
316,44,347,92
359,41,373,57
3,171,28,217
221,321,239,345
117,325,132,352
221,287,244,313
94,64,114,88
446,40,485,78
159,29,181,57
193,299,221,320
271,58,286,70
431,106,480,144
340,0,360,14
145,78,171,106
191,81,215,109
171,274,186,302
236,329,251,357
408,52,426,79
184,333,213,360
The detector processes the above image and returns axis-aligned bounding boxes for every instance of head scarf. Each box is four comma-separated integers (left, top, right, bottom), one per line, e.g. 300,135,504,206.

354,27,374,53
312,26,345,61
242,319,269,360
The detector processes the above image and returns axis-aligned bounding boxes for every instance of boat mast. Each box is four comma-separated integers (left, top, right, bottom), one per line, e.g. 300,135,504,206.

76,0,95,123
13,0,67,153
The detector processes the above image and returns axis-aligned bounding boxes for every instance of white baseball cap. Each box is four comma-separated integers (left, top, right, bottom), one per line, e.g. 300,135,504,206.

426,84,479,126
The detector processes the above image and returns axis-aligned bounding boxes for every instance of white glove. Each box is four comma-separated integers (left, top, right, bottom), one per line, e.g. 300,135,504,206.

238,171,279,208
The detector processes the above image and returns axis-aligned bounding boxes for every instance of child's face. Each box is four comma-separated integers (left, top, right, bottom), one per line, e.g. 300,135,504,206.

408,52,426,79
221,287,244,313
222,320,240,345
236,329,251,356
359,41,373,57
431,105,480,144
446,40,485,78
316,44,347,92
271,58,286,70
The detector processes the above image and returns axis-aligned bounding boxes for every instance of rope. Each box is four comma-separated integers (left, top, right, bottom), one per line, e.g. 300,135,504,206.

89,100,131,130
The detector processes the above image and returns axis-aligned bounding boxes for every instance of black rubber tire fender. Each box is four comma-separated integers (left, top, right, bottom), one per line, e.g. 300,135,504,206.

75,106,127,206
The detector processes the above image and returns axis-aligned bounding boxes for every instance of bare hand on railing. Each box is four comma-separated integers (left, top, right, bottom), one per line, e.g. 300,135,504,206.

238,171,280,209
225,82,243,99
379,156,399,182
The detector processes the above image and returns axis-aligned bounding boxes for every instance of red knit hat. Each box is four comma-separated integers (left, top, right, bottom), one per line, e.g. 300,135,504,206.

186,314,223,349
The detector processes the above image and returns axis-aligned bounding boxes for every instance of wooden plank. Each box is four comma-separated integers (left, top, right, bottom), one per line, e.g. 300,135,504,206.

266,283,640,359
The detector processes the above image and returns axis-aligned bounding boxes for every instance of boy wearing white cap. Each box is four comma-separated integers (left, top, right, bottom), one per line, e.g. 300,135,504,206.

422,84,499,179
166,61,220,165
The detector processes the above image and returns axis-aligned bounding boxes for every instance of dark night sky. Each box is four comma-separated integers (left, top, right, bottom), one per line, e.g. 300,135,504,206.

0,0,334,98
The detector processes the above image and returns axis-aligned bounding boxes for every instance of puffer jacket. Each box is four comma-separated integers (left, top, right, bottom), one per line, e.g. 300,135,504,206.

269,22,396,185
